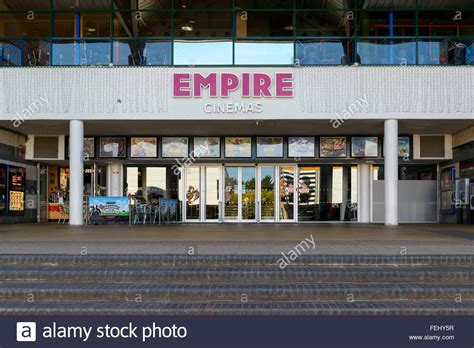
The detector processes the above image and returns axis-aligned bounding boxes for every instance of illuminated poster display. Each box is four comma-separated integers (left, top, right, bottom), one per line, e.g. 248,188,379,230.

257,137,283,157
225,137,252,158
8,166,25,212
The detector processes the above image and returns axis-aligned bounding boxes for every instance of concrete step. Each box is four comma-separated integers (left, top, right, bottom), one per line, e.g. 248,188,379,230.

0,266,472,283
1,282,472,301
0,299,472,315
0,254,472,268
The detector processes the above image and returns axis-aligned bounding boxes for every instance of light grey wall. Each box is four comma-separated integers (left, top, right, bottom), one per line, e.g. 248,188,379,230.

373,180,437,223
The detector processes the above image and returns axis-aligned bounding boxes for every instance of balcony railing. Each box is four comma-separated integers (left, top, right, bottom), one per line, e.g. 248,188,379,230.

1,38,473,67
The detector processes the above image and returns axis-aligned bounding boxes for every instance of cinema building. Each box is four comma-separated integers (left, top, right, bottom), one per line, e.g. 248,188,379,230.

0,0,473,226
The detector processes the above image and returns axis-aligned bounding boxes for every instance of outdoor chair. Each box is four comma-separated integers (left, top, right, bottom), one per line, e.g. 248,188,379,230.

133,204,146,224
152,205,160,224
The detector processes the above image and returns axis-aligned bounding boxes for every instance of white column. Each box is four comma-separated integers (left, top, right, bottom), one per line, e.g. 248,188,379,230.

384,119,399,226
69,120,84,225
358,163,371,223
107,163,123,196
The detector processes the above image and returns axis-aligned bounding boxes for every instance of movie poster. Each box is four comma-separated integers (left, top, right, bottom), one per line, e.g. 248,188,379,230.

320,137,347,158
130,137,157,158
398,137,410,157
225,137,252,158
257,137,283,157
194,137,220,158
351,137,378,157
162,137,189,158
288,137,315,158
99,137,126,158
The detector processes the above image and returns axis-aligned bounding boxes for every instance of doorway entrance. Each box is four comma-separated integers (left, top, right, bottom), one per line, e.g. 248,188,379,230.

224,166,256,222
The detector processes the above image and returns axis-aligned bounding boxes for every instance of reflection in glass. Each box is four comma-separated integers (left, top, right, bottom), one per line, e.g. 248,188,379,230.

53,40,111,65
235,41,293,65
298,165,357,222
174,40,232,65
224,167,238,220
357,39,416,65
296,39,350,65
0,40,50,66
126,167,139,196
241,167,256,220
296,11,355,36
205,167,220,220
279,166,295,220
186,167,200,220
110,40,171,66
260,167,276,221
146,167,167,204
418,39,473,65
298,166,320,222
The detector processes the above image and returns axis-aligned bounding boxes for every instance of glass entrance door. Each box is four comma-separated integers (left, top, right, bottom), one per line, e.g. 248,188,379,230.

224,166,256,222
259,166,276,222
279,165,296,221
185,166,200,221
204,166,221,221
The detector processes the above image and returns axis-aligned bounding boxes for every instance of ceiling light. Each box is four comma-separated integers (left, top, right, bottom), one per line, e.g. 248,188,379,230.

88,28,96,32
283,25,294,31
189,20,195,24
181,25,193,32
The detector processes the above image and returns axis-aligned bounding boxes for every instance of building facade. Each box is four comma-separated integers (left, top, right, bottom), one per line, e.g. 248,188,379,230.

0,0,473,225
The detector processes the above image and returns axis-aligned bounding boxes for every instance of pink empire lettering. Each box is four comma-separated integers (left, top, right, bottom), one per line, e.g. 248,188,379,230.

173,72,293,98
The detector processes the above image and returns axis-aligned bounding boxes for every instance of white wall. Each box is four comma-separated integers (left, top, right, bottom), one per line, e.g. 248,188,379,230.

372,180,438,223
0,67,472,121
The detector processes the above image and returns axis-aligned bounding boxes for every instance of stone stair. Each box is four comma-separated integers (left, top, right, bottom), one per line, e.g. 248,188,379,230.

0,254,472,315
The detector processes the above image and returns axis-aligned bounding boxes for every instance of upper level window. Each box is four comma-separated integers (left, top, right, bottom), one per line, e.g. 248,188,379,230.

297,0,353,9
175,0,232,9
174,11,232,37
418,0,473,9
0,0,50,10
54,0,111,10
296,11,355,37
0,13,50,38
357,11,416,36
114,11,172,37
418,11,474,36
115,0,172,10
236,0,293,9
236,11,293,37
355,0,416,9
